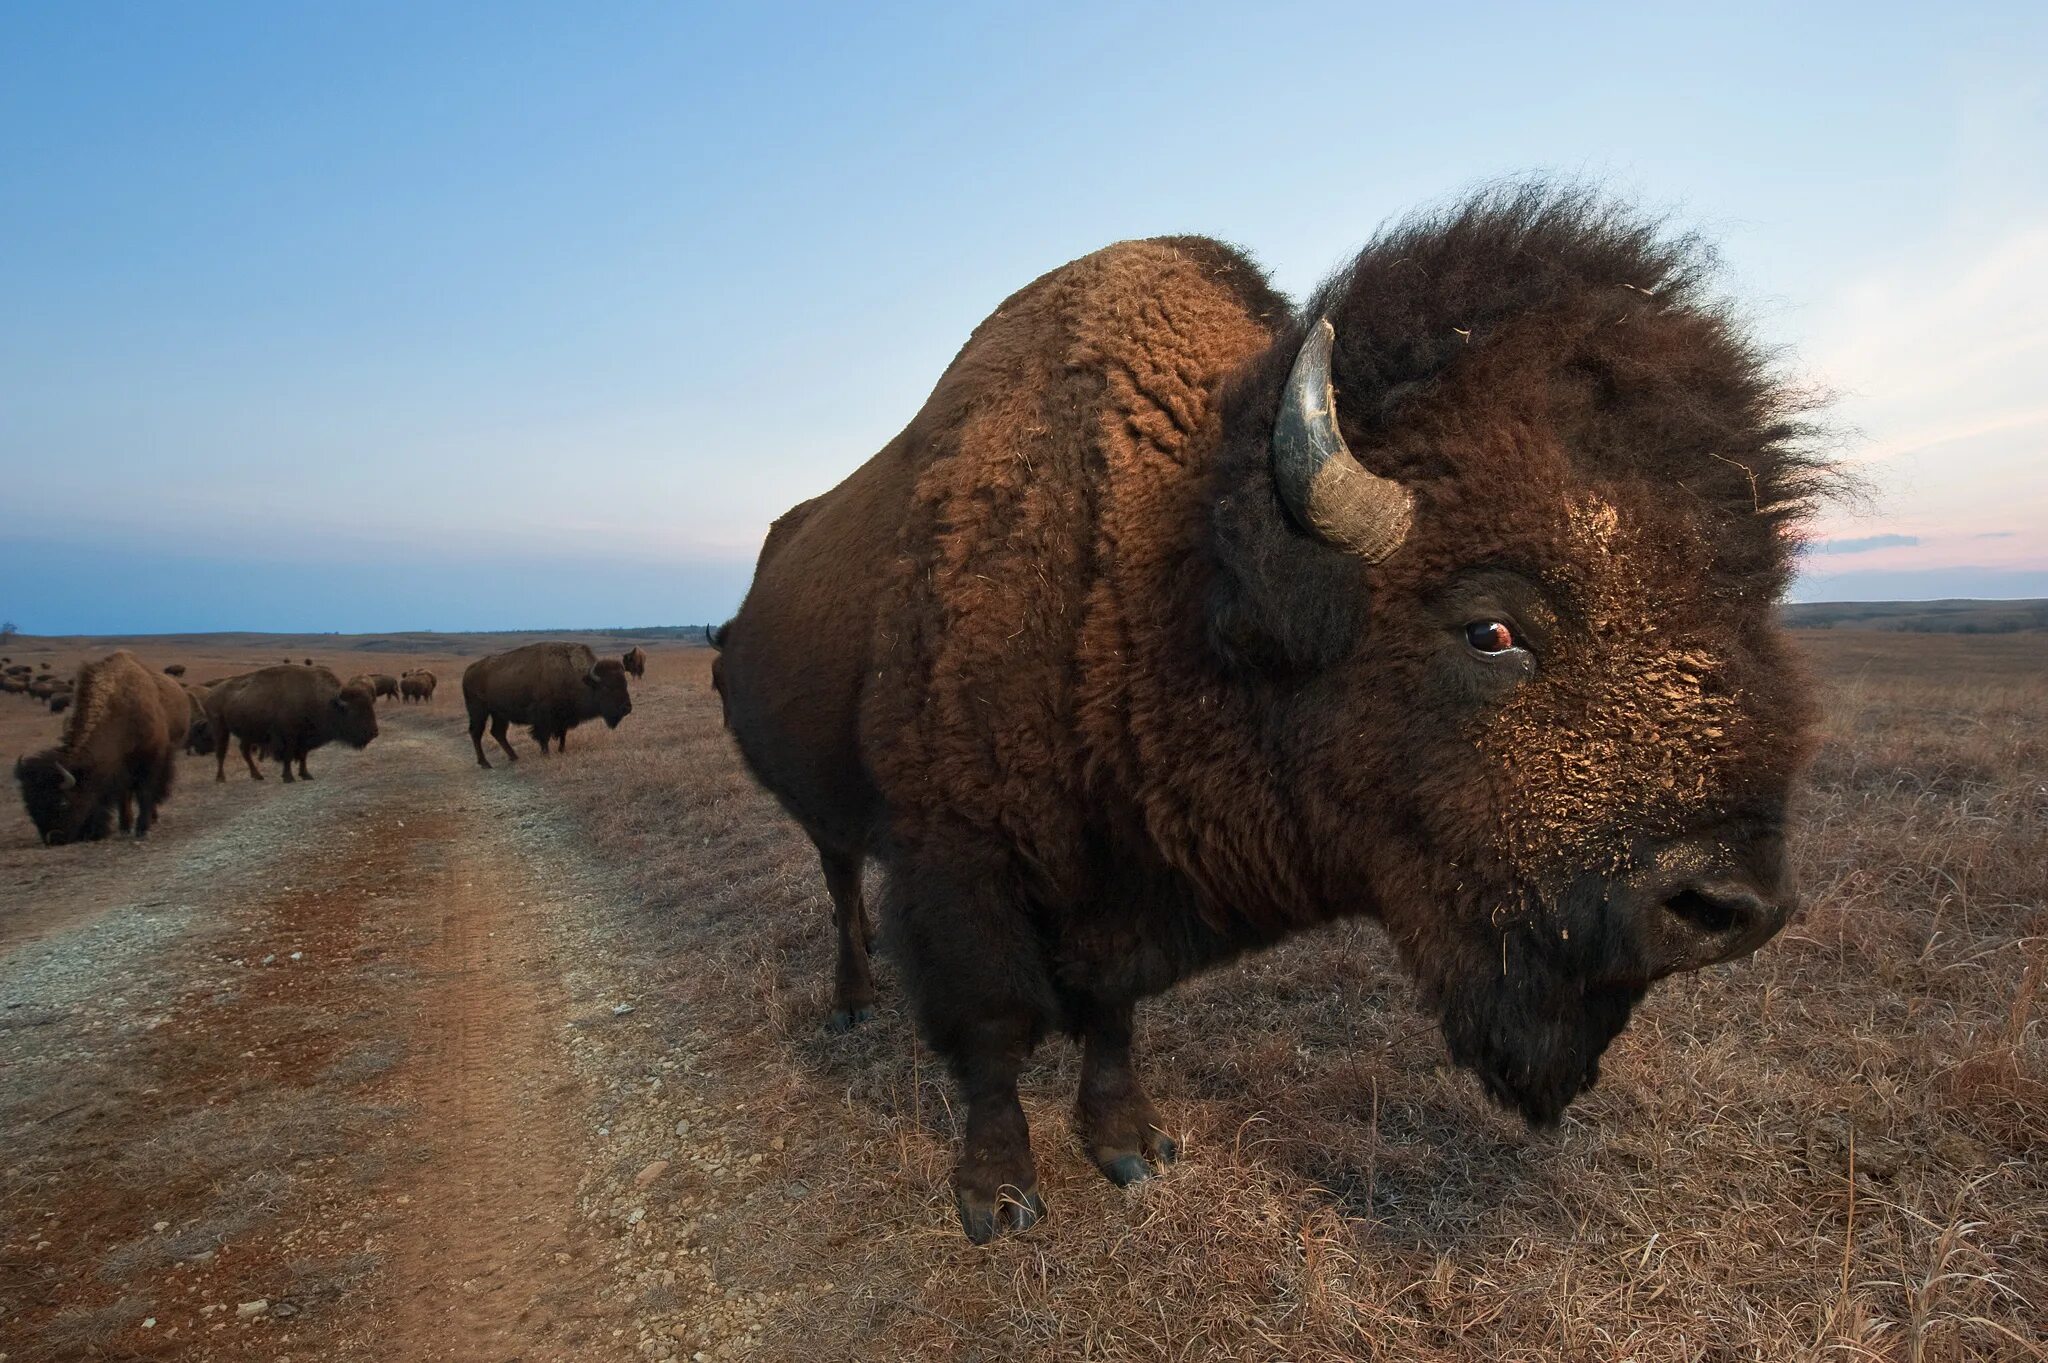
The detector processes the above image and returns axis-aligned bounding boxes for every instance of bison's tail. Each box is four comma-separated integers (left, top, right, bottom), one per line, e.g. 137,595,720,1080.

705,621,731,649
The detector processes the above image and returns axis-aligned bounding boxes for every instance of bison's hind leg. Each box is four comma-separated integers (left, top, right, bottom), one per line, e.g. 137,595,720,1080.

489,715,518,763
468,705,492,768
818,846,878,1032
1072,996,1178,1187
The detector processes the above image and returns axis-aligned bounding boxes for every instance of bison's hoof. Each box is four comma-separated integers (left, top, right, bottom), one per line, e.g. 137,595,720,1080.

955,1183,1046,1245
1088,1129,1178,1187
824,1005,875,1034
1102,1154,1155,1186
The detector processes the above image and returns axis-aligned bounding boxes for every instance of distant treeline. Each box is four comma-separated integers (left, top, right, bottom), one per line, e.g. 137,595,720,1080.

1783,599,2048,634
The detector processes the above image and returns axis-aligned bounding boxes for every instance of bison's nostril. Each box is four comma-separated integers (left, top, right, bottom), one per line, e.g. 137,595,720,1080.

1664,887,1742,935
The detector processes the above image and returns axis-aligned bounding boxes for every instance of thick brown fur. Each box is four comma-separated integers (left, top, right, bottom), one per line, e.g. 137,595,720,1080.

461,642,631,768
15,651,189,843
206,665,379,783
717,186,1830,1242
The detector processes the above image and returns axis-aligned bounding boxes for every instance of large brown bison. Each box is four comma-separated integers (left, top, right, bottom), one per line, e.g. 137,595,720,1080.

206,665,379,783
622,646,647,678
714,189,1832,1242
162,664,187,677
15,652,190,843
462,642,631,767
399,669,438,702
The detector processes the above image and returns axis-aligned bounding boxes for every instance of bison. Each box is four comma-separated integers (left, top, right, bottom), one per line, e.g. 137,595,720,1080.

399,669,438,703
206,665,379,783
462,642,631,767
352,673,401,703
163,664,187,677
48,690,71,714
180,683,215,755
15,651,190,843
622,646,647,678
713,188,1832,1242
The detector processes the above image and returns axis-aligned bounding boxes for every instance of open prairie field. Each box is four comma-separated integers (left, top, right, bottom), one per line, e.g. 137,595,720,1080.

2,629,2043,1361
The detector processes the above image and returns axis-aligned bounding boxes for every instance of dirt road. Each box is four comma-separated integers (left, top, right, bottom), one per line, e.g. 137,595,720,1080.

1,708,742,1362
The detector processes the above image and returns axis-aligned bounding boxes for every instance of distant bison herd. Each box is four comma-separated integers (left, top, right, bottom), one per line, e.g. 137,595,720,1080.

11,645,651,843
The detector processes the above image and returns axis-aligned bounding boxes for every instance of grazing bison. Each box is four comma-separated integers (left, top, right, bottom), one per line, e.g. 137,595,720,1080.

180,684,214,755
206,665,378,783
622,646,647,678
399,669,438,702
48,690,71,714
462,642,631,767
352,673,401,702
15,651,190,843
163,664,187,677
714,188,1831,1241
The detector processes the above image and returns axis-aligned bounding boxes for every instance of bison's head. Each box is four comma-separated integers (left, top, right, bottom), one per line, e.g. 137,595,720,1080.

332,685,380,748
14,752,112,845
1207,188,1830,1126
585,659,633,728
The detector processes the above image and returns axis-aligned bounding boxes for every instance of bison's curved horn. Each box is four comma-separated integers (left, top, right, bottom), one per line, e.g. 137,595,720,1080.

54,762,77,791
1272,318,1413,561
586,665,603,686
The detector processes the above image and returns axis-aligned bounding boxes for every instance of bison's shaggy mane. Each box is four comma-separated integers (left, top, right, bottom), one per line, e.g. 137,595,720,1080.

1317,181,1838,544
59,654,116,754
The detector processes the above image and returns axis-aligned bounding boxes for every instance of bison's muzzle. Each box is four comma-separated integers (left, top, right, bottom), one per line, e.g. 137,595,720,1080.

1645,878,1790,977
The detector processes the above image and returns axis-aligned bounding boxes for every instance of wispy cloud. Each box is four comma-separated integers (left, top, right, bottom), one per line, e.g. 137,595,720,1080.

1812,533,1920,556
1974,530,2017,539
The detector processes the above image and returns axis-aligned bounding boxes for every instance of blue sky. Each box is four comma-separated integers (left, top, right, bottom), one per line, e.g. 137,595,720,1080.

3,1,2044,632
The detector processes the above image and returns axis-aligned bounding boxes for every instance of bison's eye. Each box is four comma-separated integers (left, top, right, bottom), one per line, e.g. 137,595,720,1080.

1464,620,1519,655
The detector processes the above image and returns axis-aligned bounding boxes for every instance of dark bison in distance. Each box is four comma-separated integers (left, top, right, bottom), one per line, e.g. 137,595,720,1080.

400,669,438,702
206,665,378,783
15,651,190,843
622,646,647,678
463,642,631,767
353,673,401,703
180,683,215,755
713,187,1832,1242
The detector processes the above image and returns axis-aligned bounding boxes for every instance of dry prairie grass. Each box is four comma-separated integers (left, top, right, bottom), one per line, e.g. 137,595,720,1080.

532,631,2047,1362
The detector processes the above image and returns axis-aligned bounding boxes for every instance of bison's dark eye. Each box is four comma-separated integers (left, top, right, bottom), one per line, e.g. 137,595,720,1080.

1464,620,1518,655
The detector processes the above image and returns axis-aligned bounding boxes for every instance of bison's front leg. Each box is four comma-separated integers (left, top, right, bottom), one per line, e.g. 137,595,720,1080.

1074,998,1177,1186
902,859,1051,1241
950,1016,1046,1243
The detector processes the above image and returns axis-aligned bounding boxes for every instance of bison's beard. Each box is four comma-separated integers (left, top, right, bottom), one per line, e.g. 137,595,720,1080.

1405,880,1650,1127
1432,951,1645,1126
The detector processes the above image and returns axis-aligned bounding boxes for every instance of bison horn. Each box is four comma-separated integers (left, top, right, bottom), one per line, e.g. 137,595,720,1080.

54,762,78,791
1272,317,1413,561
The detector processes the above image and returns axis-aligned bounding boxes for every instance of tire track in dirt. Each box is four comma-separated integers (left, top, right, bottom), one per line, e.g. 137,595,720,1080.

383,779,606,1361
